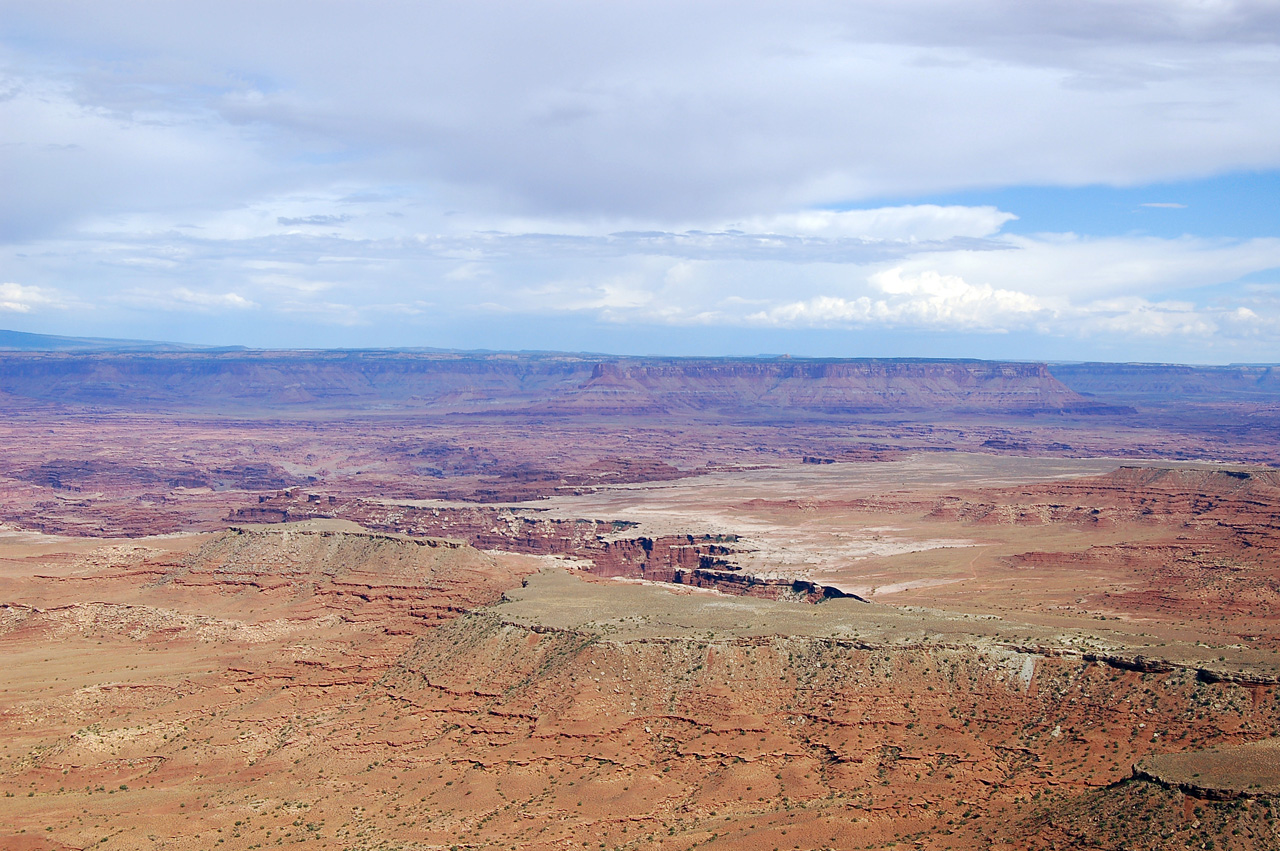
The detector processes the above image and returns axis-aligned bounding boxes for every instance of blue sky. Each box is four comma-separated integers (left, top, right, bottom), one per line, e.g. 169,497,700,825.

2,1,1280,362
890,173,1280,241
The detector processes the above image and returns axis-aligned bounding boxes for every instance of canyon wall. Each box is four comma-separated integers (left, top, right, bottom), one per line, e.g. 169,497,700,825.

0,351,1091,414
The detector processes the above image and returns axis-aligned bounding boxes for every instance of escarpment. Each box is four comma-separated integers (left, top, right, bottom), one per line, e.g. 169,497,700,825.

229,494,868,602
0,351,1092,414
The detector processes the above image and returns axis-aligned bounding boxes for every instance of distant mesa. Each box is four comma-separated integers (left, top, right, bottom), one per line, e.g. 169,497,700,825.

0,343,1093,416
4,329,1278,416
1051,361,1280,402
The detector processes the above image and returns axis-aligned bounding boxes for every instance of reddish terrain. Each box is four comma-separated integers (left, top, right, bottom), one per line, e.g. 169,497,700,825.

1,350,1278,849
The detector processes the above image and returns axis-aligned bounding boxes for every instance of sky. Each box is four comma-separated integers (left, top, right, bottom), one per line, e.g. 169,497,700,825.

2,1,1280,363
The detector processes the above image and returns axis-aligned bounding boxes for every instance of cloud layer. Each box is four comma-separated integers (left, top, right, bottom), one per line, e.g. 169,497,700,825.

1,1,1279,359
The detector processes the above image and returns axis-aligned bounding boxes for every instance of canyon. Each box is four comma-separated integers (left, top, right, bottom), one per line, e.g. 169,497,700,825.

1,347,1278,850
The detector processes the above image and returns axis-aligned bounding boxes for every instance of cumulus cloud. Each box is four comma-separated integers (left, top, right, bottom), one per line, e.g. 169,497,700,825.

742,267,1277,342
6,214,1280,357
488,231,1280,352
748,269,1045,331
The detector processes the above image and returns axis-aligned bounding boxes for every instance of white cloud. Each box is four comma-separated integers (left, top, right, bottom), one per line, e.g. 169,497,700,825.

0,282,63,313
726,206,1017,241
488,234,1280,348
443,263,488,282
248,273,338,295
7,219,1280,357
116,287,256,311
4,1,1280,233
742,265,1279,342
1071,296,1217,337
171,289,256,309
874,267,1045,320
883,234,1280,299
748,268,1046,331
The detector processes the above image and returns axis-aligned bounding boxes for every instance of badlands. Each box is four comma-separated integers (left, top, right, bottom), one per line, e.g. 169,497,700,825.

1,349,1279,850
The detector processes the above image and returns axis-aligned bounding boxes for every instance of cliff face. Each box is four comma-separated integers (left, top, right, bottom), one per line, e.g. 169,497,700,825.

0,351,1089,414
555,359,1084,413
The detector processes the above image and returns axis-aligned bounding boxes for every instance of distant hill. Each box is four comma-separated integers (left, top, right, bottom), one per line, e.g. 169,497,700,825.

0,328,239,352
1049,361,1280,401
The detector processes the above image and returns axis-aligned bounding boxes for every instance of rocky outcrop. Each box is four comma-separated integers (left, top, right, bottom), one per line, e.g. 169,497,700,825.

227,493,866,603
669,569,863,602
229,494,850,602
1133,737,1280,800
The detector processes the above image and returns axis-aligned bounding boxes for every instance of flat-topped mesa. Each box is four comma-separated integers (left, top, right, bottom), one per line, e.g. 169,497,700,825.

1097,465,1280,494
1050,361,1280,403
555,358,1087,413
0,351,1093,414
1133,738,1280,800
187,524,472,582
